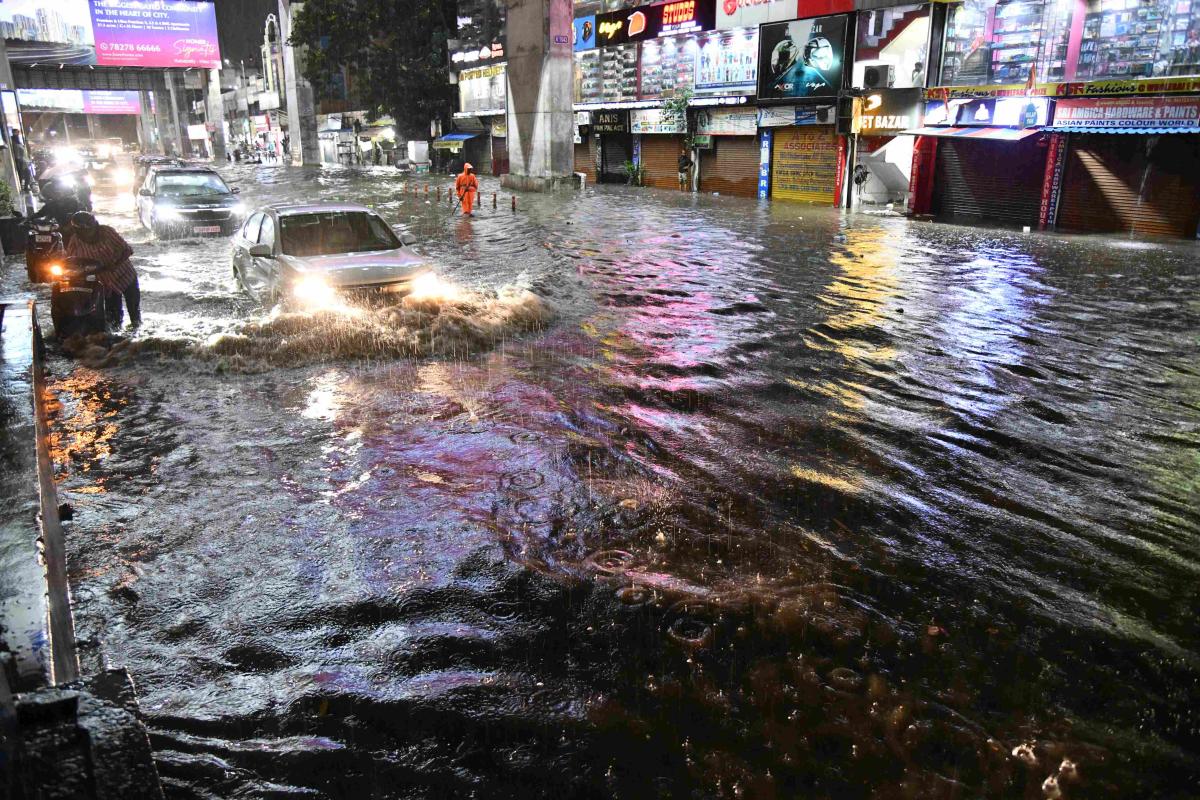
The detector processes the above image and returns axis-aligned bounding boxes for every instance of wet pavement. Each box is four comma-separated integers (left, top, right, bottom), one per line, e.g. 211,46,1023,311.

1,164,1198,799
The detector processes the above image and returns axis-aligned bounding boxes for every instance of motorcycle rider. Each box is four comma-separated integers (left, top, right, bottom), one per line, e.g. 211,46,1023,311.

32,175,87,228
65,211,141,331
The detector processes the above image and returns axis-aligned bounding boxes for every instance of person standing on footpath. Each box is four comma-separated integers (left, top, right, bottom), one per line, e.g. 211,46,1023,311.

455,163,479,216
66,211,141,330
677,149,693,191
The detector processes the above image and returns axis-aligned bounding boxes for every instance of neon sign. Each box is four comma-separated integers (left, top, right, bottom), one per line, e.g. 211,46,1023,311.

589,0,715,46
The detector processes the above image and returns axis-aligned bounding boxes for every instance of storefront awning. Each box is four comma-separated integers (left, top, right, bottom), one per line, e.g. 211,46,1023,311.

1044,125,1200,135
900,126,1043,142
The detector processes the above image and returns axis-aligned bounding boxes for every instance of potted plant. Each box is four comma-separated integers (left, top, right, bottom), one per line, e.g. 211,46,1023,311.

0,177,25,256
622,160,646,187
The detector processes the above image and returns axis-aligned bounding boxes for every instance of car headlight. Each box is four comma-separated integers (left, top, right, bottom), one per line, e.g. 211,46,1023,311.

230,202,247,216
156,206,182,220
97,145,111,159
293,275,335,303
112,167,134,185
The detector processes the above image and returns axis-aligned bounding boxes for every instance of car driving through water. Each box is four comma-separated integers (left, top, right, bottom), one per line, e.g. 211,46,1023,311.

231,203,431,308
137,166,246,239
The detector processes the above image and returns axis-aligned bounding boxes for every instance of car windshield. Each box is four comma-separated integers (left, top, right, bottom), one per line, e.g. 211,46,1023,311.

279,212,401,257
156,173,229,197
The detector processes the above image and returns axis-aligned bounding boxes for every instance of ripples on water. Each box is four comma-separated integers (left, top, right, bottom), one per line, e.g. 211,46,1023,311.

3,163,1198,798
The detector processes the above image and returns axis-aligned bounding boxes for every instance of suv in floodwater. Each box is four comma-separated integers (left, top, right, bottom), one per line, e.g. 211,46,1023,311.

136,166,247,239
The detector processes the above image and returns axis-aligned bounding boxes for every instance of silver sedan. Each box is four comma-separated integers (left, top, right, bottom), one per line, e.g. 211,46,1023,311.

231,203,430,307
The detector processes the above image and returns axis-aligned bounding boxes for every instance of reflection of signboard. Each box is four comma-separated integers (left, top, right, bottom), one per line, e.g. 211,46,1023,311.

573,15,596,51
91,0,221,68
593,0,715,47
695,107,758,136
630,107,686,134
857,88,922,133
591,110,629,133
757,16,847,102
1052,96,1200,128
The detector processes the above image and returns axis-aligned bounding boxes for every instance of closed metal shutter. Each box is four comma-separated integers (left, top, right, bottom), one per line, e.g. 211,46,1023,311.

1057,134,1200,238
699,136,759,197
574,142,595,182
491,136,508,175
771,126,838,204
640,135,685,190
933,138,1044,227
600,134,631,183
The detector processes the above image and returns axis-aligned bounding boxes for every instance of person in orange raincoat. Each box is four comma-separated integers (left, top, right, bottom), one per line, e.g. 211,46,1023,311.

454,163,479,216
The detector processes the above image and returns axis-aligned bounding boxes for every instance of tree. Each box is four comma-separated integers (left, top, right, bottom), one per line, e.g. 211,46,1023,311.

289,0,458,140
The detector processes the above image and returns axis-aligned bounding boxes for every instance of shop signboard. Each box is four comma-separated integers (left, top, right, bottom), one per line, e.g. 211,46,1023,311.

757,104,835,127
757,129,772,198
0,0,221,67
450,41,505,70
458,63,507,114
186,123,207,141
695,106,758,135
491,118,507,137
718,0,799,32
757,15,847,102
16,87,141,115
857,88,923,133
1051,96,1200,129
574,15,596,51
953,97,1049,128
592,110,630,133
630,107,687,134
1038,132,1067,230
594,0,716,48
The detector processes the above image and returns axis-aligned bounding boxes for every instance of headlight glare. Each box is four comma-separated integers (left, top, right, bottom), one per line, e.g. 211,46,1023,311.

293,275,334,302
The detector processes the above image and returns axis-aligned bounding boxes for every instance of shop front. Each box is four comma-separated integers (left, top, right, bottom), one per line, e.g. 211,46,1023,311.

630,108,688,189
593,110,632,183
853,88,923,207
695,106,760,196
573,111,597,182
756,15,849,204
905,96,1050,227
1046,96,1200,238
489,117,508,175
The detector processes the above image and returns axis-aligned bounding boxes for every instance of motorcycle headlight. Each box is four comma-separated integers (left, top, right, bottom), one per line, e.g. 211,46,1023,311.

48,263,64,278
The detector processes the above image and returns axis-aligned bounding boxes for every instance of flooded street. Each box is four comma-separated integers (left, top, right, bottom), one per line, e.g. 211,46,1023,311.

3,164,1198,798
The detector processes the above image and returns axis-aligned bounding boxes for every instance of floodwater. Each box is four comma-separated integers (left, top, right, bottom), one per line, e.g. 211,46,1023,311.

2,164,1198,799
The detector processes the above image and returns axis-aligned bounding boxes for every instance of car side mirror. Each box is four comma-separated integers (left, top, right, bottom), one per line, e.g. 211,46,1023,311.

231,186,241,194
248,243,273,257
400,233,416,247
138,188,151,196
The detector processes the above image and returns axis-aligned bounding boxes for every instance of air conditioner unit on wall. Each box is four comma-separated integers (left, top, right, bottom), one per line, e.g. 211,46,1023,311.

863,65,895,89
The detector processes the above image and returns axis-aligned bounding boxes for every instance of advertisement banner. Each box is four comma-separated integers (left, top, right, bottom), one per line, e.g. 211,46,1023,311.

718,0,798,31
1039,132,1066,230
694,30,758,95
573,15,596,51
757,15,847,102
630,107,686,134
1051,96,1200,128
17,87,141,115
90,0,220,67
695,106,758,135
757,104,835,127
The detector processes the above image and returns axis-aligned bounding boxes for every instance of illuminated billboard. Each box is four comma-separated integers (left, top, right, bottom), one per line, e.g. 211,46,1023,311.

757,15,847,101
17,88,143,115
1,0,220,68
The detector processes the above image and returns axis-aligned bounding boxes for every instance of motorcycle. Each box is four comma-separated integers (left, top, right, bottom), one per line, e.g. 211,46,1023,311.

47,257,108,339
24,219,65,283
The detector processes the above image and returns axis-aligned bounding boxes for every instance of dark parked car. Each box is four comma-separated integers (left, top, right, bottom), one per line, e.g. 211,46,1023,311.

136,166,247,239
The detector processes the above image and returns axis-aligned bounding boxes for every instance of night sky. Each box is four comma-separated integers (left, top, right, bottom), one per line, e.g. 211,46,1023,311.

215,0,280,70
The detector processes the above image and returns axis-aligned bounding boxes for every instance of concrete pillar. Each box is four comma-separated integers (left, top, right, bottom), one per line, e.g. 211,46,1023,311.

164,73,185,156
501,0,574,191
205,68,227,160
0,39,27,212
278,0,319,165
